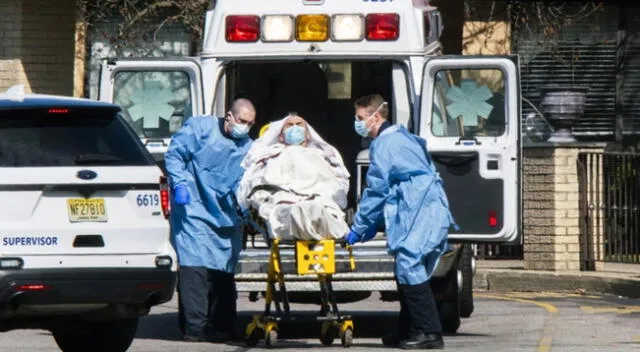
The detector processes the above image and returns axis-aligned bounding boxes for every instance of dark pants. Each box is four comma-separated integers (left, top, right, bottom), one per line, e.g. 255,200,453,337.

396,280,442,338
177,266,237,338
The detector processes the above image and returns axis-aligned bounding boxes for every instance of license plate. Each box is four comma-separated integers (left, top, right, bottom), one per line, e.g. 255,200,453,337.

67,198,108,222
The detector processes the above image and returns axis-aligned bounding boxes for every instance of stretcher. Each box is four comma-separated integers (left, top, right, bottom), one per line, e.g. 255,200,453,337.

243,210,357,348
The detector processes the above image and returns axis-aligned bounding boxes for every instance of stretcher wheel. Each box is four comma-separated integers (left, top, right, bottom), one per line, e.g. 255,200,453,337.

265,328,278,348
341,328,353,348
320,321,336,346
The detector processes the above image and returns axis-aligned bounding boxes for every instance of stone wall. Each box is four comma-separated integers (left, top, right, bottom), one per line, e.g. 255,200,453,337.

0,0,76,95
523,144,606,271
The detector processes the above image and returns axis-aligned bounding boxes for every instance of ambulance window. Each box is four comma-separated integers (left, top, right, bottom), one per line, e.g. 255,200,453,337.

113,71,193,139
431,68,506,137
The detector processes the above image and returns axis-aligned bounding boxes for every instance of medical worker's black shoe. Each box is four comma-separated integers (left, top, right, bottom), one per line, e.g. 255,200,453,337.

400,332,444,350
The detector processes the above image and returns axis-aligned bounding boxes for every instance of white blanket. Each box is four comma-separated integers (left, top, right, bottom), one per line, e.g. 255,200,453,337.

237,118,350,241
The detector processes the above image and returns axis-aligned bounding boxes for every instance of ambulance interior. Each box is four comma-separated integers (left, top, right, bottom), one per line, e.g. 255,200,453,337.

223,59,404,210
221,60,508,212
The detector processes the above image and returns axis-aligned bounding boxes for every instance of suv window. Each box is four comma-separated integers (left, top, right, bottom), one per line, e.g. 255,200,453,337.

0,109,154,167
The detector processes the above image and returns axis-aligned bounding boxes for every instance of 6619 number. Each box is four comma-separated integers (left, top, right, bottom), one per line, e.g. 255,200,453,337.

137,194,160,207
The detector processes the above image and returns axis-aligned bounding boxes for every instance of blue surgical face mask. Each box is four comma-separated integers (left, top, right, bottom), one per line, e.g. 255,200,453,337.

354,119,370,138
231,123,250,139
228,113,251,139
283,125,306,145
354,101,386,138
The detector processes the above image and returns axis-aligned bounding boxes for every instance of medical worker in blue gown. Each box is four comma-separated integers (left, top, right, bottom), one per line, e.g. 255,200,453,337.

344,94,457,350
165,98,256,343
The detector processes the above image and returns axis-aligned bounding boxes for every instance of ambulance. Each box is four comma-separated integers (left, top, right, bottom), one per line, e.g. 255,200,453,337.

98,0,522,333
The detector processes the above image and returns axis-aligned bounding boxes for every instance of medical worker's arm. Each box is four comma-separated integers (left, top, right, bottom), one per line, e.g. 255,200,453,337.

349,146,393,242
164,118,202,187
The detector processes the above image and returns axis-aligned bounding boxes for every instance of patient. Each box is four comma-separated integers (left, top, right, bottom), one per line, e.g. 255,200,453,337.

278,114,311,147
236,114,350,241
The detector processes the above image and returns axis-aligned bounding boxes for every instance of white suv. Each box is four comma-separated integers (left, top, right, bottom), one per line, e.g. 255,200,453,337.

0,88,177,352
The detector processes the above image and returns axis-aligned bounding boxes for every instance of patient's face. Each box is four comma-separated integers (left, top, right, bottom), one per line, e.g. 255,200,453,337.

283,115,307,130
280,115,310,146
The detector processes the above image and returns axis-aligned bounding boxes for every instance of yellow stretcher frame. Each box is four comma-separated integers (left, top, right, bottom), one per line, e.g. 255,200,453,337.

244,216,357,348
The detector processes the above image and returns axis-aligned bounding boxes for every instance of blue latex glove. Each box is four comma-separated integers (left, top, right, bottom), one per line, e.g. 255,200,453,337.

173,184,191,205
344,230,360,245
361,225,379,242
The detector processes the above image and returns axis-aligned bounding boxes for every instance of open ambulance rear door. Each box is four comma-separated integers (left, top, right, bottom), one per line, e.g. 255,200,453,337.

419,55,521,244
97,58,206,164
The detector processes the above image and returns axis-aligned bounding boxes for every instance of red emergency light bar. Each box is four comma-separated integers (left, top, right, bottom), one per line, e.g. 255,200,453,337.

225,13,401,43
365,13,400,41
226,15,260,42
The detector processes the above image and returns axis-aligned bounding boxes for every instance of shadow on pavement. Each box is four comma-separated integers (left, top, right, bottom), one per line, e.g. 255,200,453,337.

224,341,386,350
136,310,400,341
136,312,183,341
445,332,490,338
136,309,490,346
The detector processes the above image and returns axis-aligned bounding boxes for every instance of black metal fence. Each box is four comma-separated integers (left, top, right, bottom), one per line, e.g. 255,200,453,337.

578,152,640,270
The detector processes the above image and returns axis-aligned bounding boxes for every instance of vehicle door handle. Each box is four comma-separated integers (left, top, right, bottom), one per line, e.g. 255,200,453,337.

455,136,482,146
145,139,167,146
487,160,499,170
431,152,478,167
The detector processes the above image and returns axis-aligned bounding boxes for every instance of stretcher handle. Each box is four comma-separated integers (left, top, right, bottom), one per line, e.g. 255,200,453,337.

337,240,356,271
347,245,356,271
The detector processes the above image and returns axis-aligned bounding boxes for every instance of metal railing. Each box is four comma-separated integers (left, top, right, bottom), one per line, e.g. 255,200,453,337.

578,152,640,270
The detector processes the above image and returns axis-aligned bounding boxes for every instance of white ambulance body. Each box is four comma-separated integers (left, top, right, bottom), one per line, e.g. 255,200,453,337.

98,0,522,333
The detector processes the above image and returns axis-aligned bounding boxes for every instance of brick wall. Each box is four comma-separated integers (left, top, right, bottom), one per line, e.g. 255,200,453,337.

0,0,27,92
523,148,556,270
523,145,606,271
0,0,76,95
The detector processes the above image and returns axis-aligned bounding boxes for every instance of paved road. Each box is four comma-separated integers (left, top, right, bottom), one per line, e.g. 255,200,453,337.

1,291,639,351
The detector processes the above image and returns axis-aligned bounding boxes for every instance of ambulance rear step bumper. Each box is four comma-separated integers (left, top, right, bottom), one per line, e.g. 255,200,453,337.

235,246,460,292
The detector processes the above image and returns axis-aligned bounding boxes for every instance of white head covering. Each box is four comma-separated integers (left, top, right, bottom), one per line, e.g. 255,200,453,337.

241,115,350,182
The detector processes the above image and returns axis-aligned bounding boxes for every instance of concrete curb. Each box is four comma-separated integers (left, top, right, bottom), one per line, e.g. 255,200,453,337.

473,269,640,299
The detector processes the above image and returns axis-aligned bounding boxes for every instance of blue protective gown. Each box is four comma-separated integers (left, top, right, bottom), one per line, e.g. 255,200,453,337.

351,125,456,285
165,116,252,273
